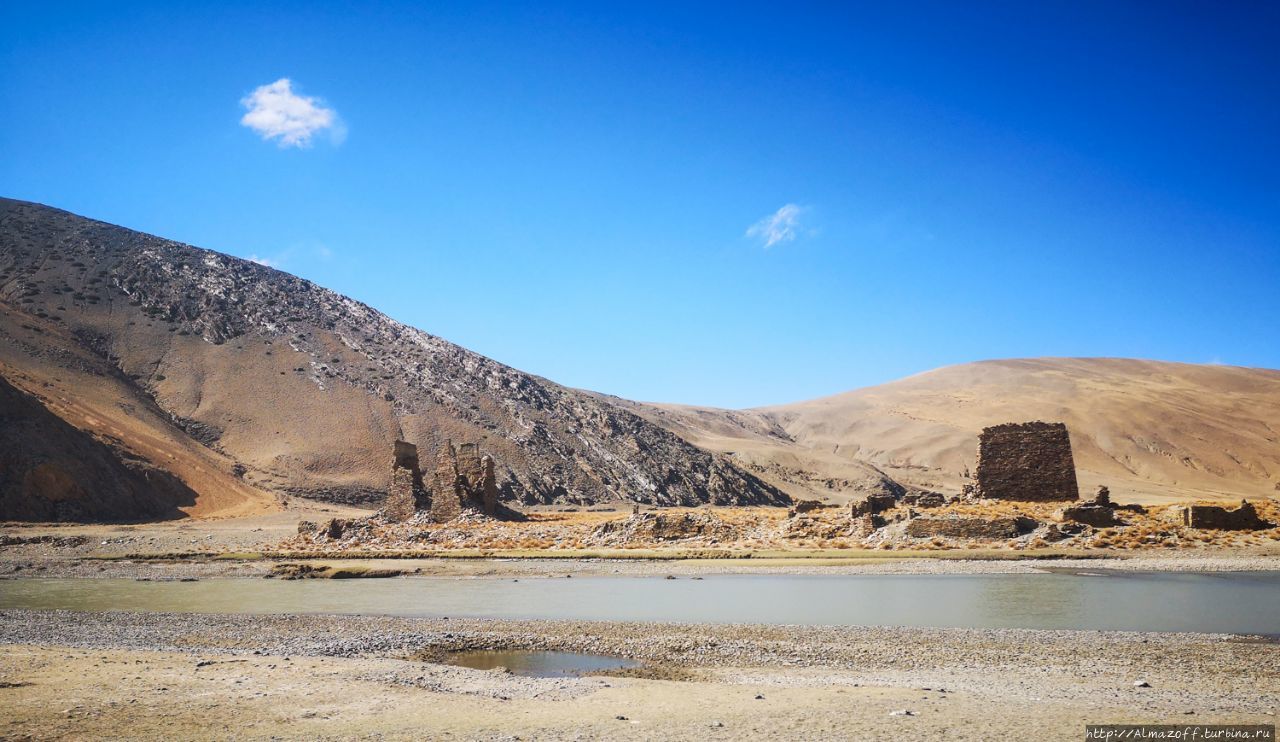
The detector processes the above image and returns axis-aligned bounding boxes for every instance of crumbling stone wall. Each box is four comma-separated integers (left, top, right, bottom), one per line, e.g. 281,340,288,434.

973,421,1079,502
789,499,824,517
455,443,499,513
850,494,897,518
457,443,483,497
902,491,947,508
1182,500,1273,530
1055,485,1141,527
430,441,464,523
477,455,498,514
1057,503,1123,527
850,514,884,538
589,511,739,545
384,440,422,522
428,440,500,522
906,516,1039,540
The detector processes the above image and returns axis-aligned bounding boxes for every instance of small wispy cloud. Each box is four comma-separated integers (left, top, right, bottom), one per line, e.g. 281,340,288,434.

746,203,806,248
240,78,343,148
245,242,333,269
247,254,279,267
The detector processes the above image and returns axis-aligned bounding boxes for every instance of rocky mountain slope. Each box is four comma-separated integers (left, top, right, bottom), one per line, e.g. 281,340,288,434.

0,375,198,521
5,198,1274,522
0,198,787,520
623,358,1280,505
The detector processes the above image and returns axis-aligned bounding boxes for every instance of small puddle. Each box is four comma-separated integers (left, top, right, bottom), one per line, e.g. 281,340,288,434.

443,650,641,678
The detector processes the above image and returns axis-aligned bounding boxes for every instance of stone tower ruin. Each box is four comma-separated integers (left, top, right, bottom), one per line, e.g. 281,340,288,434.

427,440,501,523
384,438,502,522
429,441,464,522
384,440,423,522
972,421,1079,502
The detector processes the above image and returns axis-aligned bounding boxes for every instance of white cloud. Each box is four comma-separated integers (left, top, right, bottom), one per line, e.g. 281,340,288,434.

240,78,341,148
746,203,805,248
245,242,333,269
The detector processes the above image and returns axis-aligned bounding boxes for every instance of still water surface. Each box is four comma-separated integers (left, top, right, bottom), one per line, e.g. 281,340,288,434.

443,650,640,677
2,571,1277,634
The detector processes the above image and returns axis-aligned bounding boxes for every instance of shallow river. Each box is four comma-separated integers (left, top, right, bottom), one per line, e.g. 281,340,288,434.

2,571,1278,634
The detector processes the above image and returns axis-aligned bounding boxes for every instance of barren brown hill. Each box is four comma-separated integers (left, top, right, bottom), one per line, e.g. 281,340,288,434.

0,198,786,521
0,374,200,521
620,358,1280,505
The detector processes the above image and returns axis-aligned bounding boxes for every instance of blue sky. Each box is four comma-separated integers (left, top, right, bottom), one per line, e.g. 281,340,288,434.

2,1,1277,407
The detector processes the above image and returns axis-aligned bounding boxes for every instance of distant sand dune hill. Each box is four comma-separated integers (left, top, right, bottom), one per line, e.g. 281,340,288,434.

624,358,1280,505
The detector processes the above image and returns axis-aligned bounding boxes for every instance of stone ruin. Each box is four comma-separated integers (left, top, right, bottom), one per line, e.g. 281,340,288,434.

384,439,499,523
902,491,948,508
849,494,897,518
1055,485,1147,528
846,494,912,537
589,510,739,545
429,441,499,523
972,421,1079,502
788,499,825,517
384,440,424,522
905,515,1039,541
1181,500,1274,531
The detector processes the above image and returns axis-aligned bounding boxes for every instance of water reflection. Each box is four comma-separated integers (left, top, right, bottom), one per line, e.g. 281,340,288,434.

443,650,640,677
1,572,1277,635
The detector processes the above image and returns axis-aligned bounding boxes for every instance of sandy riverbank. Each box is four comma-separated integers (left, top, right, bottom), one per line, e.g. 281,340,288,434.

0,609,1275,740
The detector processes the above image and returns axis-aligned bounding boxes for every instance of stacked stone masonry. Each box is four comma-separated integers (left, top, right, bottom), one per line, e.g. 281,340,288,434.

850,494,898,518
973,421,1079,502
1054,485,1144,527
1181,501,1273,531
429,442,464,522
905,516,1039,540
384,440,422,523
384,439,501,523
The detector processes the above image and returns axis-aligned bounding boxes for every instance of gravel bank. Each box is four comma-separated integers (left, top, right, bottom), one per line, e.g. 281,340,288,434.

2,609,1277,718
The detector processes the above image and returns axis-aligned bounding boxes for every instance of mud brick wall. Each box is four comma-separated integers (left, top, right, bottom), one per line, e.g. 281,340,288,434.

973,421,1079,501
